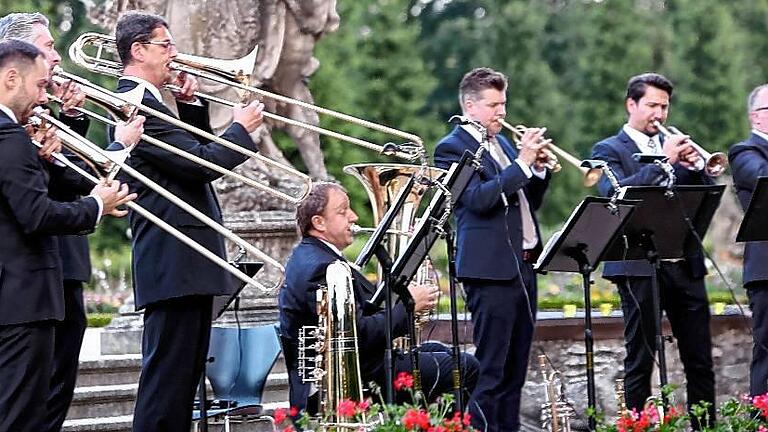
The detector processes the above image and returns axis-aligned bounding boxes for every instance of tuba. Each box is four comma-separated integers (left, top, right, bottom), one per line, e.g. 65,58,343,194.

298,261,370,430
344,164,445,346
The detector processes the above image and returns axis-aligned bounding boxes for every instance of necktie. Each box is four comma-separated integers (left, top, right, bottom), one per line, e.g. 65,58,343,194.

487,137,538,248
648,137,660,154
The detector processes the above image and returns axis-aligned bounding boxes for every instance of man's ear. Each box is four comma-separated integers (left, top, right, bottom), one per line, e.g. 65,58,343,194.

129,42,145,63
1,67,19,90
310,214,325,233
625,98,635,114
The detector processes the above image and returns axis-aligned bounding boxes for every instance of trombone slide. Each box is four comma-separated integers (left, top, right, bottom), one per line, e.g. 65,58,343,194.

33,110,284,292
30,137,261,291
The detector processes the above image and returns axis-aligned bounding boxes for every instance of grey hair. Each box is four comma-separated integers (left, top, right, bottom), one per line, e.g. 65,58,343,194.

748,84,768,112
0,12,49,43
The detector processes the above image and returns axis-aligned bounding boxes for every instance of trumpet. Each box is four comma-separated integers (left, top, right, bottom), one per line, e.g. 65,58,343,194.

28,109,268,292
69,32,426,163
31,107,285,292
51,67,312,205
652,120,728,177
499,119,602,187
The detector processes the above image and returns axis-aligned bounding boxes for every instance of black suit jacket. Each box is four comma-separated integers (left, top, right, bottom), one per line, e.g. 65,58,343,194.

47,112,93,283
0,111,99,325
433,126,548,281
278,237,410,408
591,128,713,278
729,132,768,286
112,79,257,309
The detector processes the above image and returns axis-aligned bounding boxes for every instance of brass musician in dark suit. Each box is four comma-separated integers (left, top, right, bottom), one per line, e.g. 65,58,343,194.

112,12,265,432
0,40,134,432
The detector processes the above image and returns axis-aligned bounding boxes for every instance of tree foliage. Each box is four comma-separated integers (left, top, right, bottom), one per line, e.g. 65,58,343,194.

3,0,764,247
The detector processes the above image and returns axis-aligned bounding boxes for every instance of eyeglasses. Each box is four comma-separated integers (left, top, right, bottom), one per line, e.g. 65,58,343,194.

140,40,176,50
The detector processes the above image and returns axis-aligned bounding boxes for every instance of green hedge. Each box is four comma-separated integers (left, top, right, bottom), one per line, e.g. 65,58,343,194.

87,313,114,328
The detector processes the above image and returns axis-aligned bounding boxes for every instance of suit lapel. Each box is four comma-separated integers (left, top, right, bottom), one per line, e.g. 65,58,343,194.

496,134,518,161
454,126,500,171
305,237,376,296
748,133,768,160
618,128,641,155
117,79,178,120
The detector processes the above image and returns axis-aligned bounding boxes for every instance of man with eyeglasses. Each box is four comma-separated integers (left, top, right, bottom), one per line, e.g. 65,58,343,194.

114,12,265,432
591,73,716,428
729,83,768,398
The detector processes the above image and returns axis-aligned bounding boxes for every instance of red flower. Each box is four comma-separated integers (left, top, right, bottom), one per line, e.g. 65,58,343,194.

289,406,299,417
402,408,431,430
283,426,295,432
358,398,371,412
394,371,415,391
754,393,768,418
462,412,471,426
337,399,357,418
273,408,287,425
428,427,447,432
663,405,683,424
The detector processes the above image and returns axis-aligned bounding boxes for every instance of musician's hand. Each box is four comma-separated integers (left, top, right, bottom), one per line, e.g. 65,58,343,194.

171,72,199,102
661,134,692,165
114,115,146,149
91,179,136,217
54,80,87,116
408,283,439,314
679,147,703,169
533,151,551,171
35,126,62,161
232,100,264,133
517,127,549,166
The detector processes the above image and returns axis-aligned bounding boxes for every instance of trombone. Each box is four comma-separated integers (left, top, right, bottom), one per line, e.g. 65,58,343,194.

499,119,602,187
30,107,284,292
652,120,728,177
68,32,426,163
51,67,312,205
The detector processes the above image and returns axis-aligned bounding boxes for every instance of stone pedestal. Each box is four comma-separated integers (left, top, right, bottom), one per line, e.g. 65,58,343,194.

100,210,298,355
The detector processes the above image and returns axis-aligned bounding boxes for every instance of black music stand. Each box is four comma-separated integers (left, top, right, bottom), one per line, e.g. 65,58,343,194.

197,262,263,432
535,197,638,431
736,177,768,242
367,150,475,410
601,185,724,404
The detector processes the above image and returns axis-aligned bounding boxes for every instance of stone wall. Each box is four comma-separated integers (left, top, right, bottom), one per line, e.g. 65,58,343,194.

429,314,752,430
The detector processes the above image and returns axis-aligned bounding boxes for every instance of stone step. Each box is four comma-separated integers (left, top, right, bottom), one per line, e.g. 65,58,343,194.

63,403,287,432
76,355,143,387
62,415,133,432
67,384,138,420
66,372,289,421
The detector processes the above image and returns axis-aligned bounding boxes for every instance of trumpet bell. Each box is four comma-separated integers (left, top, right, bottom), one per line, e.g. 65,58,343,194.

705,152,728,177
